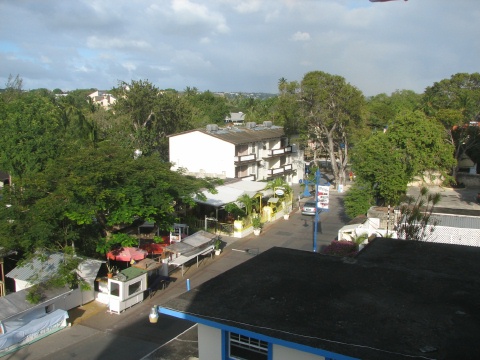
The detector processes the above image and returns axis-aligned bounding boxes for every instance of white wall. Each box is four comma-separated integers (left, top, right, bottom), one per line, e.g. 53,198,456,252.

198,324,222,360
170,131,235,178
273,344,326,360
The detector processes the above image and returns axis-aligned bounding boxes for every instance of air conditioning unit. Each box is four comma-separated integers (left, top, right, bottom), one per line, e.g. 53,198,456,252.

263,121,273,128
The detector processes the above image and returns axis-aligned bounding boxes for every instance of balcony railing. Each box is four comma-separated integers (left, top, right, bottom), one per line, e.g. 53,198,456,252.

234,153,257,164
264,145,293,158
266,164,293,176
238,174,256,181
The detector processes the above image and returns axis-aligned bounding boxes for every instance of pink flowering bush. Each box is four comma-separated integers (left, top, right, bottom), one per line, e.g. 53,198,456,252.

322,240,358,257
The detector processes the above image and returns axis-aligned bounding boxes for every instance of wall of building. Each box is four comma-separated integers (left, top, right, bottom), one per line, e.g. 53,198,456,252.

170,132,234,178
273,343,326,360
457,173,480,187
198,324,222,360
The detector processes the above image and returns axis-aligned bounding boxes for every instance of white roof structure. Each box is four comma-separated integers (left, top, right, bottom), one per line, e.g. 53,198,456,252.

195,180,268,207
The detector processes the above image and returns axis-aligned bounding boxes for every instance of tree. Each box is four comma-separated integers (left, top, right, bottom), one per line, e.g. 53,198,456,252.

297,71,365,186
0,91,64,179
113,80,194,160
351,110,455,206
396,187,440,241
183,89,230,127
423,73,480,180
0,142,219,257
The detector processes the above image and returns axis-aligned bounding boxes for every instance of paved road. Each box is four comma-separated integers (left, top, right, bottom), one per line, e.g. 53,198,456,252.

7,184,478,360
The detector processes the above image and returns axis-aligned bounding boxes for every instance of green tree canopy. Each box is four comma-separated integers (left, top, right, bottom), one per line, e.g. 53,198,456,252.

0,142,219,257
350,110,455,208
112,80,194,160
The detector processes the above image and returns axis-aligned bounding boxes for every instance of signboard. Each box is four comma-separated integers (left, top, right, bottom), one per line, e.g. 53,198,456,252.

275,188,285,196
317,185,330,210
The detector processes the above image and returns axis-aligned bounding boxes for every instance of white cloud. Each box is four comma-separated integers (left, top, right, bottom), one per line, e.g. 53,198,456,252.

0,0,478,95
291,31,310,42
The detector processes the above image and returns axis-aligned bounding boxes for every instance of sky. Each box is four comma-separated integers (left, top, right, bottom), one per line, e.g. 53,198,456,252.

0,0,479,97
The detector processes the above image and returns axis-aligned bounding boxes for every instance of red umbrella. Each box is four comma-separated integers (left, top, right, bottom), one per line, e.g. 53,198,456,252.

107,247,148,262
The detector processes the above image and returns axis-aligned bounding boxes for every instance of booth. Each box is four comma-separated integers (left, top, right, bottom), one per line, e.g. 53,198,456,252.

108,267,148,314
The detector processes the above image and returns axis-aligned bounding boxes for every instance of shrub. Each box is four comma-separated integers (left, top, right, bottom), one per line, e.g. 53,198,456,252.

322,240,358,257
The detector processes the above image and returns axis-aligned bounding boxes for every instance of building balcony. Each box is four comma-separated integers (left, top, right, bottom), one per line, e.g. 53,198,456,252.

234,153,258,165
238,174,256,181
264,145,293,158
266,164,293,177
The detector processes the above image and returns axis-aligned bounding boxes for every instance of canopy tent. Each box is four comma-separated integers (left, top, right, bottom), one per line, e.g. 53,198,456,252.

107,247,148,262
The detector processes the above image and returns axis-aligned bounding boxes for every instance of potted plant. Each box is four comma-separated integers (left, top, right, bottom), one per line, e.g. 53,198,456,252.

106,261,117,278
252,216,263,236
283,204,291,220
214,237,222,256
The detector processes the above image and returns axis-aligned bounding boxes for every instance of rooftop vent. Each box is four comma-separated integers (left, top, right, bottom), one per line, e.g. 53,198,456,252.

206,124,219,132
263,121,273,128
245,122,256,129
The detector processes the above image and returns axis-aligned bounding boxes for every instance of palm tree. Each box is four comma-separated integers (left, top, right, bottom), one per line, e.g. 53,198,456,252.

237,194,255,216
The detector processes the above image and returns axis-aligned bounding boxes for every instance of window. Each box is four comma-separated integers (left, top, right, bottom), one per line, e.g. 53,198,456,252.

128,280,142,296
110,282,120,297
229,332,268,360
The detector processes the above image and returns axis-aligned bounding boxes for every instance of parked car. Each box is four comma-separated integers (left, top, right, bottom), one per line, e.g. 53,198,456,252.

301,200,318,215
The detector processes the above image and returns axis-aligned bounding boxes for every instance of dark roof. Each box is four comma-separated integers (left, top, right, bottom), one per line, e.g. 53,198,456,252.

162,239,480,360
170,125,285,146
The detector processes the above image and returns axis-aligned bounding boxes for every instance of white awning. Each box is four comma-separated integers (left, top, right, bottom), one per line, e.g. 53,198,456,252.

195,180,268,207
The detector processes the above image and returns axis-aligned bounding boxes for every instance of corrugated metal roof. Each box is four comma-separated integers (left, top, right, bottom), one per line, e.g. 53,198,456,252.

431,213,480,230
6,253,103,284
6,253,65,283
170,125,285,145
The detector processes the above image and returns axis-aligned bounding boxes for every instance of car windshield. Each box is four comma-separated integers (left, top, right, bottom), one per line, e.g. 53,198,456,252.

305,202,316,207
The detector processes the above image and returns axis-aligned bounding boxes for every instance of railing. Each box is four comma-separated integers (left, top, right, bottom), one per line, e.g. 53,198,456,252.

238,174,256,181
266,163,293,176
265,145,292,158
234,153,257,164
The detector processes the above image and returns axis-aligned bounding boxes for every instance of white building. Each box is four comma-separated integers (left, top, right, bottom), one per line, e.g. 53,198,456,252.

88,90,116,109
169,122,304,184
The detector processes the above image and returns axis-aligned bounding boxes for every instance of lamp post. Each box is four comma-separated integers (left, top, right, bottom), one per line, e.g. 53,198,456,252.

313,169,321,253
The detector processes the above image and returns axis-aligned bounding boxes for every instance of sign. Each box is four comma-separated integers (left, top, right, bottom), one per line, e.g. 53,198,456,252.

317,185,330,210
274,188,285,196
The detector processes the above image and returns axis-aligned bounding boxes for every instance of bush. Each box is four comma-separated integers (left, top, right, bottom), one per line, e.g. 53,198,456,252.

322,240,358,257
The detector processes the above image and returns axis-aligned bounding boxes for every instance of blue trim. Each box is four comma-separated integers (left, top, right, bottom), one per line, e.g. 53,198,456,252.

221,329,228,360
160,307,359,360
268,342,273,360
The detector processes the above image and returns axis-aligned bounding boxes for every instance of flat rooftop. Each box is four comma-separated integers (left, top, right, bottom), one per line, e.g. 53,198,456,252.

162,238,480,359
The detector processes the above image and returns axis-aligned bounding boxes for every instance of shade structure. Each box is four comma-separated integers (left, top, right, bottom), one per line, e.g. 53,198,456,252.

140,242,168,255
107,247,148,262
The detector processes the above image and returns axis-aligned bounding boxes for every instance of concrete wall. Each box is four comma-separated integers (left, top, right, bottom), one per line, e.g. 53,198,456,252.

198,324,222,360
169,131,234,178
273,343,326,360
457,173,480,187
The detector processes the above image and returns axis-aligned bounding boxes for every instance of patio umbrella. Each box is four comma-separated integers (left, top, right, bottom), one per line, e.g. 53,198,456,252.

106,247,148,262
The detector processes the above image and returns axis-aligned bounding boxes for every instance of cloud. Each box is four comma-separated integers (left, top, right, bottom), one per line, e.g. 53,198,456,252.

0,0,478,96
291,31,310,42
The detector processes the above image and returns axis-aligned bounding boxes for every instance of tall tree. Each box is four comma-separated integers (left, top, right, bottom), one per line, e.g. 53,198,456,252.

0,91,63,179
350,110,455,208
423,72,480,180
113,80,194,160
299,71,365,186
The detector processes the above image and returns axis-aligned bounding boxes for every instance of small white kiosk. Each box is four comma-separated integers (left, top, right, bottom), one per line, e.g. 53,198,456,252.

108,267,148,314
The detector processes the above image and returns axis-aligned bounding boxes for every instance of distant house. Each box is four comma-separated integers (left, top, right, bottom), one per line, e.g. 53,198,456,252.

160,239,480,359
169,122,304,183
88,90,116,109
224,112,245,125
